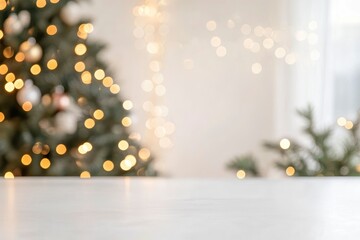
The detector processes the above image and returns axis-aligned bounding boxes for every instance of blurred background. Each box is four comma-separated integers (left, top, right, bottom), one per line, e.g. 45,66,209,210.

77,0,360,177
1,0,360,178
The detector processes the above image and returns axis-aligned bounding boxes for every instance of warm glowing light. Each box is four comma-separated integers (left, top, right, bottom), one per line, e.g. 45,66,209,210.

36,0,46,8
32,142,42,154
102,76,113,87
56,144,67,155
84,118,95,129
236,170,246,179
337,117,347,127
22,101,33,111
15,52,25,62
47,59,58,70
0,64,8,75
74,43,87,56
110,84,120,94
120,159,132,171
30,64,41,75
0,112,4,122
14,79,24,89
81,71,92,84
93,109,104,120
206,20,217,31
4,82,15,92
0,30,3,39
118,140,129,151
40,158,51,169
46,25,58,35
50,0,59,3
4,172,14,179
243,38,253,49
275,47,286,59
94,69,105,80
80,171,91,178
280,138,291,150
21,154,32,166
125,155,137,166
5,72,15,82
83,23,94,33
251,63,262,74
263,38,274,49
103,160,114,172
123,100,133,110
41,145,50,155
216,46,227,57
345,121,354,130
74,61,85,72
211,36,221,47
122,117,132,127
147,42,160,54
3,46,14,58
0,0,6,10
139,148,151,161
286,166,295,176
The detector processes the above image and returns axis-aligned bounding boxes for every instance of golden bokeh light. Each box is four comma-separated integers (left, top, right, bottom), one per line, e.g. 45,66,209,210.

121,117,132,127
280,138,291,150
216,46,227,57
211,36,221,47
103,160,114,172
110,84,120,94
21,154,32,166
84,118,95,129
0,64,8,75
236,170,246,179
102,76,113,87
15,52,25,62
345,121,354,130
286,166,295,176
118,140,129,151
93,109,104,120
138,148,151,161
80,171,91,178
22,101,33,112
4,82,15,92
74,61,85,72
40,158,51,169
46,25,58,35
32,142,42,154
14,79,24,89
0,0,6,11
206,20,217,31
337,117,347,127
0,30,3,39
123,100,133,110
56,144,67,155
81,71,92,84
120,159,132,171
50,0,60,3
125,155,137,167
30,64,42,75
36,0,46,8
74,43,87,56
5,72,15,82
0,112,5,122
47,59,58,70
4,172,14,179
3,46,14,58
94,69,105,80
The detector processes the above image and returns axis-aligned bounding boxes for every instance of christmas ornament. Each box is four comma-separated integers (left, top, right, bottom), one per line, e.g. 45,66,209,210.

60,2,81,25
4,13,23,35
18,11,31,27
16,80,41,105
52,86,70,111
19,38,43,63
55,111,78,134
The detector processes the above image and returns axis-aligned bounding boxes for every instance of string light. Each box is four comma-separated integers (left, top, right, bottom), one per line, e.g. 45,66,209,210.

46,25,58,35
81,71,92,84
4,172,14,179
94,69,105,80
280,138,291,150
0,64,8,75
3,46,14,58
30,64,41,75
0,112,5,122
21,154,32,166
56,144,67,155
36,0,46,8
47,59,58,70
74,61,86,72
93,109,104,120
0,0,6,10
345,121,353,130
236,170,246,179
14,79,24,89
109,84,120,94
206,20,217,31
84,118,95,129
139,148,151,161
103,160,114,171
118,140,129,151
80,171,91,178
123,100,133,110
121,117,132,127
15,52,25,62
74,43,87,56
102,76,113,87
22,101,33,111
5,72,15,82
337,117,347,127
286,166,295,176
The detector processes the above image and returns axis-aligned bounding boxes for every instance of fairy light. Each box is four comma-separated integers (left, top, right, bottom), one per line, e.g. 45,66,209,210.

5,72,15,82
0,112,5,122
122,117,132,127
46,25,58,35
40,158,51,169
4,82,15,92
30,64,41,75
0,0,6,11
103,160,114,172
123,100,133,110
286,166,295,176
74,61,85,72
102,76,113,87
22,101,32,111
138,148,151,161
15,52,25,62
80,171,91,178
81,71,92,84
0,64,8,75
236,170,246,179
345,121,353,130
56,144,67,155
93,109,104,120
36,0,46,8
74,43,87,56
84,118,95,129
50,0,60,4
109,84,120,94
337,117,347,127
133,0,174,151
47,59,58,70
14,79,24,89
21,154,32,166
4,172,14,179
94,69,105,80
118,140,129,151
280,138,291,150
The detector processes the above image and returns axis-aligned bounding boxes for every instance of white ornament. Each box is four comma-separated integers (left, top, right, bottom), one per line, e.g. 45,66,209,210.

17,80,41,105
60,2,81,25
18,11,31,27
4,13,23,35
19,38,43,63
55,111,78,134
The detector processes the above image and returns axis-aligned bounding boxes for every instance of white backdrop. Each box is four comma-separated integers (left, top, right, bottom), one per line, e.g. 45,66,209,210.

78,0,336,177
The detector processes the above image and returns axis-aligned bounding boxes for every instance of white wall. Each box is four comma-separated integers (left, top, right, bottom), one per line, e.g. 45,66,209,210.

80,0,291,177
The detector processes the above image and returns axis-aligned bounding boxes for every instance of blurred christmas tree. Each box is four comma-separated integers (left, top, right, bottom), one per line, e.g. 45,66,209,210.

228,106,360,178
0,0,154,177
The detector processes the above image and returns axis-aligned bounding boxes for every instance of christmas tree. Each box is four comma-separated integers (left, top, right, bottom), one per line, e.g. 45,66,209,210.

0,0,154,177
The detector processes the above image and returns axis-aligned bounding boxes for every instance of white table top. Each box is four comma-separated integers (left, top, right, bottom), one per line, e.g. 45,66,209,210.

1,178,359,239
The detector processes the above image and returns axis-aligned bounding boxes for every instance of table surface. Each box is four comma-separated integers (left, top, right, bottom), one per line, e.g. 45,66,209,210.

1,178,360,240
